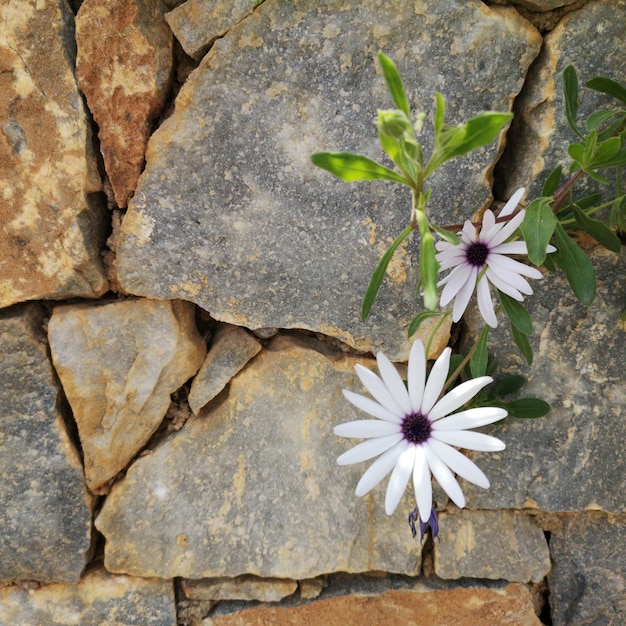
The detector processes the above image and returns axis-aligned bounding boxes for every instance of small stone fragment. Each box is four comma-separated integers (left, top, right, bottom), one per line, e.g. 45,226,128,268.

434,510,550,583
512,0,579,10
48,298,206,493
182,576,297,602
76,0,174,208
299,577,327,600
188,324,261,414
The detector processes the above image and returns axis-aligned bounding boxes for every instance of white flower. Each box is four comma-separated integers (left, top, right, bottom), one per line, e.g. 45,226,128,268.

435,187,555,327
335,340,506,535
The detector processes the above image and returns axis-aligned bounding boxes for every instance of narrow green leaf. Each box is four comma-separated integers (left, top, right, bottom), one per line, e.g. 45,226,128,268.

378,52,410,118
470,326,490,378
584,169,610,185
582,131,598,165
443,112,513,160
505,398,551,419
553,223,596,305
572,205,621,253
568,143,585,166
447,353,466,383
420,231,440,310
407,311,443,337
430,222,461,245
499,291,533,335
520,198,558,265
492,375,526,397
310,152,408,184
609,194,626,232
542,165,563,197
512,325,533,365
586,76,626,104
434,92,445,135
585,109,621,132
563,65,583,138
590,146,626,169
361,225,414,320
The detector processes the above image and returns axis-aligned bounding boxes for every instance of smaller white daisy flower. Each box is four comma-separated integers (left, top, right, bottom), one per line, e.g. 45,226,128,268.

435,187,556,327
335,340,506,538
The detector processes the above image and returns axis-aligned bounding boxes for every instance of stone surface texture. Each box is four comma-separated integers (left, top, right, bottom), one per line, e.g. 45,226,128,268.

548,513,626,626
188,324,261,414
116,0,541,361
96,335,424,579
0,305,92,583
76,0,173,208
48,299,206,492
182,576,297,602
434,510,550,583
165,0,258,59
0,0,108,308
513,0,579,11
0,565,177,625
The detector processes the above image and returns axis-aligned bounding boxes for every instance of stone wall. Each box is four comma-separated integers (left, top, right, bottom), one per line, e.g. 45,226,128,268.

1,0,624,624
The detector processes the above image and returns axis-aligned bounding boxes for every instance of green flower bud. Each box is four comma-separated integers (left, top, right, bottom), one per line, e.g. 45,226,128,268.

376,109,416,145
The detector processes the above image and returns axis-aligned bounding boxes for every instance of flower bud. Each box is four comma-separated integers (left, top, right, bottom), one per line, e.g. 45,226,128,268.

376,109,416,144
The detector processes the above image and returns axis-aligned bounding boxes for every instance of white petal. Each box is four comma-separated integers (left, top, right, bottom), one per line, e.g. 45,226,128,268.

451,266,478,322
499,188,525,217
461,220,477,242
337,433,404,465
412,445,432,523
431,407,507,430
342,390,402,423
477,274,498,327
488,253,543,279
481,209,496,233
354,365,404,417
334,420,401,439
487,210,525,247
355,441,405,496
421,347,451,414
432,429,506,451
407,340,426,412
385,445,416,515
492,241,530,255
439,264,473,303
376,351,412,415
547,244,557,253
428,376,493,421
427,439,490,489
424,443,465,508
435,245,466,262
485,268,525,300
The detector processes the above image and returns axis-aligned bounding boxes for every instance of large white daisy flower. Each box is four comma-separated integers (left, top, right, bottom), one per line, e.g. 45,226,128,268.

435,187,555,327
335,340,506,538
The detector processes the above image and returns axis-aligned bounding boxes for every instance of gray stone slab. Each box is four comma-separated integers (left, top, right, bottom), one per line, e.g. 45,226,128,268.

117,0,540,361
0,304,93,583
96,335,424,579
548,513,626,626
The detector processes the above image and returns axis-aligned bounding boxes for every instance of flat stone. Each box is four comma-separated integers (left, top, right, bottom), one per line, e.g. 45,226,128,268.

434,510,550,583
182,576,297,602
96,335,423,579
460,244,625,514
207,583,541,625
503,0,626,198
48,299,206,493
512,0,579,11
0,565,176,625
298,577,327,600
0,304,92,583
165,0,258,60
116,0,540,361
548,513,626,626
0,0,108,308
76,0,173,208
188,324,261,414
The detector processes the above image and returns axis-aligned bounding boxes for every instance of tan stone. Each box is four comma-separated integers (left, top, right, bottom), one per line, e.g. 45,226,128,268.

0,0,108,308
48,298,206,492
207,584,541,625
76,0,173,208
182,576,297,602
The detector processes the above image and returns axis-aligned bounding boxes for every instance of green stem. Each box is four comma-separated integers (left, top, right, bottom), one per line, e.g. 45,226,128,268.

425,310,452,358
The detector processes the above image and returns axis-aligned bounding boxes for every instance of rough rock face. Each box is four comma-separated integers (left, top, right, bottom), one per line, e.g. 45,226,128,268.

116,0,541,360
48,299,206,493
76,0,173,208
181,576,298,602
513,0,579,11
96,335,424,579
0,0,108,308
0,304,92,583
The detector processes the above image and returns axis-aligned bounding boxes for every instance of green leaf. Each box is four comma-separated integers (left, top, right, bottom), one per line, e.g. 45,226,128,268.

563,65,583,138
542,165,563,197
378,53,411,118
512,325,533,365
434,92,445,134
499,291,533,335
361,225,414,320
572,205,621,253
590,146,626,169
582,131,598,165
442,112,513,160
609,194,626,232
447,353,466,383
568,143,585,166
419,230,440,310
470,326,490,378
553,223,596,305
586,75,626,104
520,198,558,265
505,398,551,419
310,152,408,184
586,109,621,132
430,221,461,245
407,310,443,337
492,375,526,397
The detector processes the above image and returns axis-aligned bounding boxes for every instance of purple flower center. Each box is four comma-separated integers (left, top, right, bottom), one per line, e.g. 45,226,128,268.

466,241,489,267
401,412,432,444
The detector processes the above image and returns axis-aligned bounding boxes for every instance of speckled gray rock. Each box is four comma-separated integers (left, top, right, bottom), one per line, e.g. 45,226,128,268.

461,244,625,514
0,304,93,583
117,0,541,361
0,565,177,625
96,335,423,579
188,324,261,414
503,0,626,198
548,513,626,626
434,510,550,583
